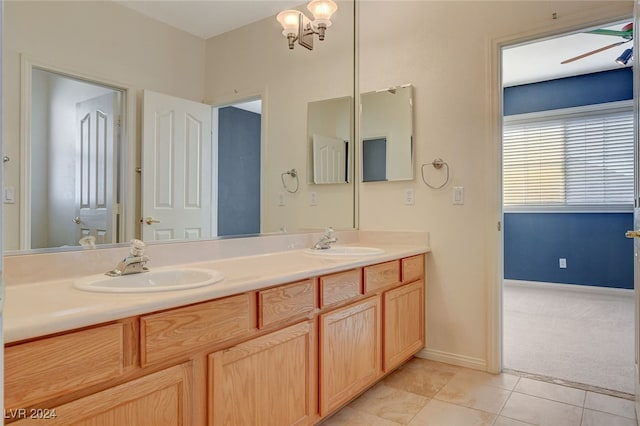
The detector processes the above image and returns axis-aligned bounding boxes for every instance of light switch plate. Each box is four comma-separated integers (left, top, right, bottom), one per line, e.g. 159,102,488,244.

4,186,15,204
404,188,415,205
453,186,464,205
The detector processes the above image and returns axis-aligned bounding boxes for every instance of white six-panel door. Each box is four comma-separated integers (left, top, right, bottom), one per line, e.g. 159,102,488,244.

75,93,118,244
142,90,212,241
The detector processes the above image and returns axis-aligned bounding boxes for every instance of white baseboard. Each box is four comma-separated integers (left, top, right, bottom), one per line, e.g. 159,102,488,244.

504,279,633,297
416,348,487,371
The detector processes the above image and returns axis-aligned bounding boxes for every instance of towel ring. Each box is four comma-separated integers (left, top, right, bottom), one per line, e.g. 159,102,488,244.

281,168,299,193
421,158,450,190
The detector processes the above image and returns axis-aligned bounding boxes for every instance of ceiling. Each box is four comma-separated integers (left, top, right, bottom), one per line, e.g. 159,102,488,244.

116,2,630,88
503,21,633,87
117,0,302,39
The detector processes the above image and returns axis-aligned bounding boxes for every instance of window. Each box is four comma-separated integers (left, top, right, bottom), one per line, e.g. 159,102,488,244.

503,102,633,211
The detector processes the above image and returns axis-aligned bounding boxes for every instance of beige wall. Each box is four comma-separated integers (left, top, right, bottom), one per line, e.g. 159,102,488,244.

4,0,205,249
358,1,633,369
204,0,355,233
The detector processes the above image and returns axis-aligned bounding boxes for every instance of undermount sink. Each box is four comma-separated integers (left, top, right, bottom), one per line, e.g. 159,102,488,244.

73,267,224,293
304,246,385,256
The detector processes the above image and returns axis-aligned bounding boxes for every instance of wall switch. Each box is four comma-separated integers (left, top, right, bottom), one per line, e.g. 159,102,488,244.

559,258,567,269
310,191,318,206
453,186,464,205
404,188,415,205
4,186,15,204
277,192,285,206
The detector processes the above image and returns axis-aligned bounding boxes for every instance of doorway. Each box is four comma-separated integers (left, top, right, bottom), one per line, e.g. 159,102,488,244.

500,21,635,395
214,99,262,237
29,68,124,249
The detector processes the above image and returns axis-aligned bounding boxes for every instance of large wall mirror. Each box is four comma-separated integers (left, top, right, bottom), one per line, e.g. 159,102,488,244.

3,0,356,253
360,84,414,182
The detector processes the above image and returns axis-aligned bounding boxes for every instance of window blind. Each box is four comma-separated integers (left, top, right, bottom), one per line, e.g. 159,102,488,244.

503,104,634,211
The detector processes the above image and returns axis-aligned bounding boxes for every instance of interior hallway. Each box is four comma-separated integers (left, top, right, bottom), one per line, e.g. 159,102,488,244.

322,358,636,426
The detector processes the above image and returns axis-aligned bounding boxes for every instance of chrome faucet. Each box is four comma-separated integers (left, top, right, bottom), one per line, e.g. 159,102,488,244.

106,239,150,276
313,227,338,250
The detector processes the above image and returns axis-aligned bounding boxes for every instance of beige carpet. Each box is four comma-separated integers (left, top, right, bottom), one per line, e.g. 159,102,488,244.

503,280,635,394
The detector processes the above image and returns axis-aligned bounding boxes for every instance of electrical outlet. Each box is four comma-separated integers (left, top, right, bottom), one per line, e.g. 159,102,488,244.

559,258,567,269
278,192,285,206
404,188,415,205
310,191,318,206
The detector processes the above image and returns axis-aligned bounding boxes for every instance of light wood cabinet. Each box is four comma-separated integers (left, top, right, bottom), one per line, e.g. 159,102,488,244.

383,279,425,372
6,253,426,426
209,321,316,426
319,296,382,416
12,363,193,426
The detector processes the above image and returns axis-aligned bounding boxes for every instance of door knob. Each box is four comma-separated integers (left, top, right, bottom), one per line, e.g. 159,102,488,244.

73,217,81,224
625,230,640,238
142,217,160,225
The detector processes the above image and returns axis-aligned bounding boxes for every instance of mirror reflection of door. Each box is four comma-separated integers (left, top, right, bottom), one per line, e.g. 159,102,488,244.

75,92,118,245
30,69,122,249
142,90,213,242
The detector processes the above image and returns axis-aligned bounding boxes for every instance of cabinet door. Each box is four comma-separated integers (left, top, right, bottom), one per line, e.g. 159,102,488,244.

12,363,193,426
209,321,315,426
384,280,425,372
319,296,381,416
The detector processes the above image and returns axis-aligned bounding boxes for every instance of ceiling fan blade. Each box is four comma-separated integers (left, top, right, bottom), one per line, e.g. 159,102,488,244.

561,40,629,64
588,29,633,38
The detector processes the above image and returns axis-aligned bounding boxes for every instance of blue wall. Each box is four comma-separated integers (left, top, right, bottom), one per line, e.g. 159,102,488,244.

504,213,633,289
503,68,634,288
217,106,261,237
504,67,632,116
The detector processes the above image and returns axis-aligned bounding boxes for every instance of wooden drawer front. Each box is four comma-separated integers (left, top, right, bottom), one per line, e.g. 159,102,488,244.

258,279,316,328
5,323,125,409
141,293,255,366
364,260,400,293
402,255,425,283
320,269,362,308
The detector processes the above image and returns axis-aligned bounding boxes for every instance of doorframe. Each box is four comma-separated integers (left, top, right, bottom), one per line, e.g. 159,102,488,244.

487,13,634,374
19,55,136,249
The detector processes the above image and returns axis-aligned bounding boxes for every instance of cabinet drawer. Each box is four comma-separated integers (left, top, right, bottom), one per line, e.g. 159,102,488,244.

258,279,315,328
141,293,255,366
364,260,400,293
402,255,425,283
5,323,125,409
319,268,362,308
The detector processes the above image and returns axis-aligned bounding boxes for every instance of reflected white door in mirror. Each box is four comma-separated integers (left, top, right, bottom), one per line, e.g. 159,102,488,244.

26,67,126,250
142,90,214,242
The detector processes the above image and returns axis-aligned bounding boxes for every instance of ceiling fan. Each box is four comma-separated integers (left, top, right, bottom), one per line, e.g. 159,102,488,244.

561,23,633,65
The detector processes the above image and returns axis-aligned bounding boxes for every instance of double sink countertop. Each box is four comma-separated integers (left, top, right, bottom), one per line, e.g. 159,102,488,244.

4,230,430,344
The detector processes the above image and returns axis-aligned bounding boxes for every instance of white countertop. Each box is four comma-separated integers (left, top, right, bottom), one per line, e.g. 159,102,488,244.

5,241,428,343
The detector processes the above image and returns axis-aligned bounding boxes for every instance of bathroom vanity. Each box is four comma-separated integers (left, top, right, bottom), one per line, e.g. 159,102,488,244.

4,233,427,425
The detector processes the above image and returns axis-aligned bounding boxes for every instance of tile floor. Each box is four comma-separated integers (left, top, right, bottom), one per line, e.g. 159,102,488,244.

320,358,637,426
